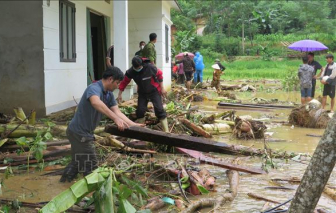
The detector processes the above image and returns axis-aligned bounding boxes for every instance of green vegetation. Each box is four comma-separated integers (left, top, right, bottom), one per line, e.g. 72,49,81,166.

171,0,336,80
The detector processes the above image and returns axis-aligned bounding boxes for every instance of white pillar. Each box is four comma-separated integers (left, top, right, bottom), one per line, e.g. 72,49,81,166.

113,0,133,100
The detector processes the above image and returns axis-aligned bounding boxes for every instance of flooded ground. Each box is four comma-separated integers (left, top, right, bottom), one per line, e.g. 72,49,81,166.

0,80,335,212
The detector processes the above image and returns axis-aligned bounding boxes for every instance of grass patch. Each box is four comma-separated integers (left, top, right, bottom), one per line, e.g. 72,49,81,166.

202,56,327,80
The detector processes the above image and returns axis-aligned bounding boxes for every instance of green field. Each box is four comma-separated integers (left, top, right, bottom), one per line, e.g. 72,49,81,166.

201,56,327,80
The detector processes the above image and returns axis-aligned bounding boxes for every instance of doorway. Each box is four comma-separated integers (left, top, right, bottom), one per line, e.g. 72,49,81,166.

87,10,107,84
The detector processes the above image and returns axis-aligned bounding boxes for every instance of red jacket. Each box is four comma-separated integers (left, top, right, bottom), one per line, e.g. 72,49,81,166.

119,64,163,94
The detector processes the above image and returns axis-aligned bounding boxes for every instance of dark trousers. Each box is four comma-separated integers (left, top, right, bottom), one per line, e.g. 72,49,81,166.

312,80,316,98
64,128,98,175
136,91,167,120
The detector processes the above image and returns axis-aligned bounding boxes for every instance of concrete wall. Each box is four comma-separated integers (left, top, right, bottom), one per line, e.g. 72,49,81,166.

42,0,114,114
0,1,45,115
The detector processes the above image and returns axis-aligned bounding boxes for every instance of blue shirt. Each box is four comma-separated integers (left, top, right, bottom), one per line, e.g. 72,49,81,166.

68,80,117,138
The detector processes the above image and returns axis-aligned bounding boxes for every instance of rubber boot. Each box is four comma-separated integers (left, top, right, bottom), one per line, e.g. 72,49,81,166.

60,162,79,183
136,117,146,124
160,118,169,132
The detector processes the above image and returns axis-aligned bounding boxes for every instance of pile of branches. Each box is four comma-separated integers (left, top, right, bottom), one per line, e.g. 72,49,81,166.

289,101,332,128
233,116,267,139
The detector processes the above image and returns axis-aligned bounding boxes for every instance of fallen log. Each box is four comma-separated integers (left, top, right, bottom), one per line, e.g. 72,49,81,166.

184,170,239,213
0,145,71,162
0,156,63,167
0,124,104,138
202,123,232,135
180,119,212,138
1,140,70,152
323,186,336,202
105,125,295,158
176,148,265,174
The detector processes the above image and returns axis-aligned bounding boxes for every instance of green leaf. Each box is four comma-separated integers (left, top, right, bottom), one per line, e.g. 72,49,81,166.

182,182,190,189
43,132,53,141
0,138,8,148
118,199,136,213
39,188,78,213
196,184,209,194
119,184,132,200
33,148,43,162
180,176,189,183
70,178,89,199
15,137,28,146
95,172,114,213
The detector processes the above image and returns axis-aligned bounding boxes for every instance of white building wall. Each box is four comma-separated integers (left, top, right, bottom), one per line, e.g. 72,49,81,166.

128,0,173,91
42,0,113,114
43,0,174,114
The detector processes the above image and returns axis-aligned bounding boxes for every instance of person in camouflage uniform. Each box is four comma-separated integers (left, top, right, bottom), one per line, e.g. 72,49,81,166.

211,63,223,93
141,33,157,65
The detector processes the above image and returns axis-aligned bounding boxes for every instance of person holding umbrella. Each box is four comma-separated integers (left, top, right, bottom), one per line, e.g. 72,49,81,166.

318,54,336,111
176,53,195,93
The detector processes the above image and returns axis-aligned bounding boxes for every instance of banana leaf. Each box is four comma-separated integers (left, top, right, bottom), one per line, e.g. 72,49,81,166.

39,168,111,213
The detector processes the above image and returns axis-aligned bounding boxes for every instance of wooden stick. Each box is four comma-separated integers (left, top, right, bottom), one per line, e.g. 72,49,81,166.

247,193,281,204
180,119,212,138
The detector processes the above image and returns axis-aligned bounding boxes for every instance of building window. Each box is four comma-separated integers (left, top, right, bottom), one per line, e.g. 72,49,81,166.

165,24,169,63
59,0,76,62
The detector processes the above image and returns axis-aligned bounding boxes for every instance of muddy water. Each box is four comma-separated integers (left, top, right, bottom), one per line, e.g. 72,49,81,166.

196,88,335,212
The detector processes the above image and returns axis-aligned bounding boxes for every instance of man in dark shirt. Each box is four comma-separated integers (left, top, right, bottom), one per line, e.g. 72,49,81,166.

60,67,142,182
308,52,322,98
176,53,195,93
319,54,336,111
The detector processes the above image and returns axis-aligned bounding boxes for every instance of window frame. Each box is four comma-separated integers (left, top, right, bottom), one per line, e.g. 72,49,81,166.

59,0,76,62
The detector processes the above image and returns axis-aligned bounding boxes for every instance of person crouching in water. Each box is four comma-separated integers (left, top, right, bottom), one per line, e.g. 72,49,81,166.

117,56,169,132
211,63,223,93
298,56,314,104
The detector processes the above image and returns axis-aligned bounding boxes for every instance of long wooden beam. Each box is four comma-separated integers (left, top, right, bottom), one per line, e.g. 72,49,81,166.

105,125,238,155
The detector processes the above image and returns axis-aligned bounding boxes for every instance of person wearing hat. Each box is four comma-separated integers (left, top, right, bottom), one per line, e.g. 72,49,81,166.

215,59,226,71
117,56,169,132
211,63,224,93
176,53,195,92
318,54,336,111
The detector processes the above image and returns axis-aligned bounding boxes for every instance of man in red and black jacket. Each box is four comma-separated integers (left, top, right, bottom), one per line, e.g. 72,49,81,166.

117,56,169,132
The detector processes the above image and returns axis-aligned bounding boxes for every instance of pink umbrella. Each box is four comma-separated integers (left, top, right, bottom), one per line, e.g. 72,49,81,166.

175,52,194,61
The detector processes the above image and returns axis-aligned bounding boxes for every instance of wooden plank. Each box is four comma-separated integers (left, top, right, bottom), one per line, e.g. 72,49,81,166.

176,148,265,174
105,125,237,155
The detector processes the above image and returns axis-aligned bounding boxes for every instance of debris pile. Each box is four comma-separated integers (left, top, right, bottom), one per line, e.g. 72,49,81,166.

289,100,333,128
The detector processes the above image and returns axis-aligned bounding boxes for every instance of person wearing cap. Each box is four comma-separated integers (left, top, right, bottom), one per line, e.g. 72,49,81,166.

319,54,336,111
211,63,224,93
117,56,169,132
141,33,157,65
215,59,226,71
176,53,195,92
60,67,143,182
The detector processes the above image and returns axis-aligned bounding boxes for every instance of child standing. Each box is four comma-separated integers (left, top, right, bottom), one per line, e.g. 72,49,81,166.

298,56,314,104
